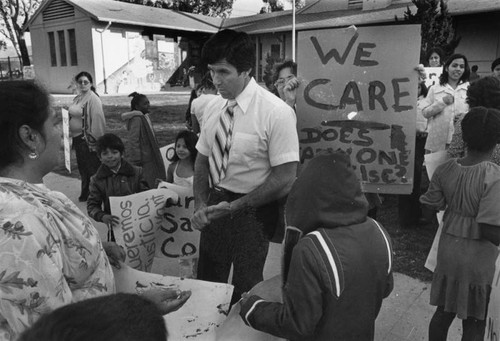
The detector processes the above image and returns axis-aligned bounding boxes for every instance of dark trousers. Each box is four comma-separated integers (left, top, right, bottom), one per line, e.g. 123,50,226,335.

197,188,271,305
73,134,100,200
398,133,427,227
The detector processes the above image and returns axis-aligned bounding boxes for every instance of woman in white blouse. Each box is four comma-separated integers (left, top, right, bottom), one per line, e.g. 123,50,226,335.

421,53,470,153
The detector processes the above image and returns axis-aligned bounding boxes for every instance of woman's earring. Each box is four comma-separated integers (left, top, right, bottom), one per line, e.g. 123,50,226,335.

28,150,39,160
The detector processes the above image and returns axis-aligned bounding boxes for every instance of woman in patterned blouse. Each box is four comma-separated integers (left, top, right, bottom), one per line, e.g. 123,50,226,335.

0,81,190,340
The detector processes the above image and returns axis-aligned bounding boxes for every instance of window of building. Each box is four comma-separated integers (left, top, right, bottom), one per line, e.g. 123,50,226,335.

48,32,57,67
271,44,281,60
68,29,78,66
58,30,67,66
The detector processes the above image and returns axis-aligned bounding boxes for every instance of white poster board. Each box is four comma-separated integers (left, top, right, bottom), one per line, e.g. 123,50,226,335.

110,188,178,272
296,25,421,194
151,181,200,277
160,143,175,173
424,67,442,89
486,254,500,341
113,264,233,340
217,276,285,341
423,151,448,272
61,108,71,173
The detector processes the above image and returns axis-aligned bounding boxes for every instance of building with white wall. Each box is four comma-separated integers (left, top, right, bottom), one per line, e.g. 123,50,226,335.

27,0,500,94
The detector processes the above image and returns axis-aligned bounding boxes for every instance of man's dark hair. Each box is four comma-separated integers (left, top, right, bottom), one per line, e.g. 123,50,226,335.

462,106,500,152
201,29,255,74
0,80,51,169
466,76,500,110
273,60,297,83
96,133,125,155
18,293,168,341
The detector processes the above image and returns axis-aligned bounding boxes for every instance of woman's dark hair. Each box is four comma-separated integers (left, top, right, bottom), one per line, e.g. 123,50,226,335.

466,76,500,110
418,81,428,98
0,80,51,169
128,91,148,112
439,53,470,86
18,293,167,341
185,89,197,125
462,106,500,152
273,60,298,83
96,133,125,155
426,47,444,67
169,130,198,166
201,29,255,74
75,71,98,94
491,57,500,72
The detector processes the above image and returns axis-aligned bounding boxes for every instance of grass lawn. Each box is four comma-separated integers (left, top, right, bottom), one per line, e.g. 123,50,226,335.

51,91,437,283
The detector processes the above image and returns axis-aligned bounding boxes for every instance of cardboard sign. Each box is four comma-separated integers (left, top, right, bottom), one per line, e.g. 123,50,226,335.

217,276,284,341
61,108,71,173
297,25,421,194
113,264,233,340
151,182,200,277
160,143,175,173
486,255,500,341
424,67,442,89
110,188,179,272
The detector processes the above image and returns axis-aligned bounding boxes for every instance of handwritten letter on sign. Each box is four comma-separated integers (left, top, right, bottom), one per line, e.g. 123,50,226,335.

110,188,178,272
297,25,421,194
61,108,71,173
152,182,200,277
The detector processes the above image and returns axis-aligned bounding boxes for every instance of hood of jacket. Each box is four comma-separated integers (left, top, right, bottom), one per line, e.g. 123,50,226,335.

285,151,368,235
121,110,144,122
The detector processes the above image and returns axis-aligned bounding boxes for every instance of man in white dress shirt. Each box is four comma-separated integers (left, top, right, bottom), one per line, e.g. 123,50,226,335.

191,29,299,304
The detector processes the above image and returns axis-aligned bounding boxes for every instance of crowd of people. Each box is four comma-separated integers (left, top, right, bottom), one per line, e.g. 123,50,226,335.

1,27,500,341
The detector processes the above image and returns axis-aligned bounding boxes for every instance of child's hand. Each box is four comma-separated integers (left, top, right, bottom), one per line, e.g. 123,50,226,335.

102,214,120,227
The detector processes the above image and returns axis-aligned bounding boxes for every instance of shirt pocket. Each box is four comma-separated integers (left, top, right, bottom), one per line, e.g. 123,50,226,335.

230,132,260,165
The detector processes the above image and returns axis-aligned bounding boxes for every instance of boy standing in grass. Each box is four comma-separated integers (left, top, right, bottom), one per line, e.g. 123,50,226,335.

87,133,149,241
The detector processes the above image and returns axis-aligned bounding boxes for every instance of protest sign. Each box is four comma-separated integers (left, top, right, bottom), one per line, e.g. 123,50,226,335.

160,143,175,172
423,150,448,272
151,181,200,277
110,188,178,272
297,25,421,194
61,108,71,173
113,264,233,340
486,255,500,341
217,275,284,341
424,67,442,89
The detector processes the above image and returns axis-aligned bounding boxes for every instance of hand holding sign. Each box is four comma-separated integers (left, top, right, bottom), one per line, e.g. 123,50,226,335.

283,76,300,107
102,214,120,227
103,242,126,269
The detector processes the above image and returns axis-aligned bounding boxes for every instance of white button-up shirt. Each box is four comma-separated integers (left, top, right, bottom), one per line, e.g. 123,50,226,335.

197,78,299,193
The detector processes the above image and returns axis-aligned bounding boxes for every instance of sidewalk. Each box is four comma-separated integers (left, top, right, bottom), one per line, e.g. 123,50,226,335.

43,172,462,340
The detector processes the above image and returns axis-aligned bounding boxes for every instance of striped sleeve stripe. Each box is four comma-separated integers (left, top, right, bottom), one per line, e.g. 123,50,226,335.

244,299,265,327
308,231,342,297
371,219,393,274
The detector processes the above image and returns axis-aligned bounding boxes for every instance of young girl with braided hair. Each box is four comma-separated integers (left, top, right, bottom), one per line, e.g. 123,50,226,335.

421,107,500,340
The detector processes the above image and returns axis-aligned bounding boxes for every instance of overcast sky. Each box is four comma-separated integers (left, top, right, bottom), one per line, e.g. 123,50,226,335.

231,0,292,17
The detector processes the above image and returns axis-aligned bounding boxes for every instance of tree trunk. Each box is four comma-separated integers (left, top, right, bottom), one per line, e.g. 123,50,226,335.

18,36,30,66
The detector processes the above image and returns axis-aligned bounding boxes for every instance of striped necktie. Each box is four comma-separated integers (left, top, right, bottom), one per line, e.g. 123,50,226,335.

209,99,237,186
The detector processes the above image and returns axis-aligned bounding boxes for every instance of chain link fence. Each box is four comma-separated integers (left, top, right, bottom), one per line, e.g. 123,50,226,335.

0,56,30,80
